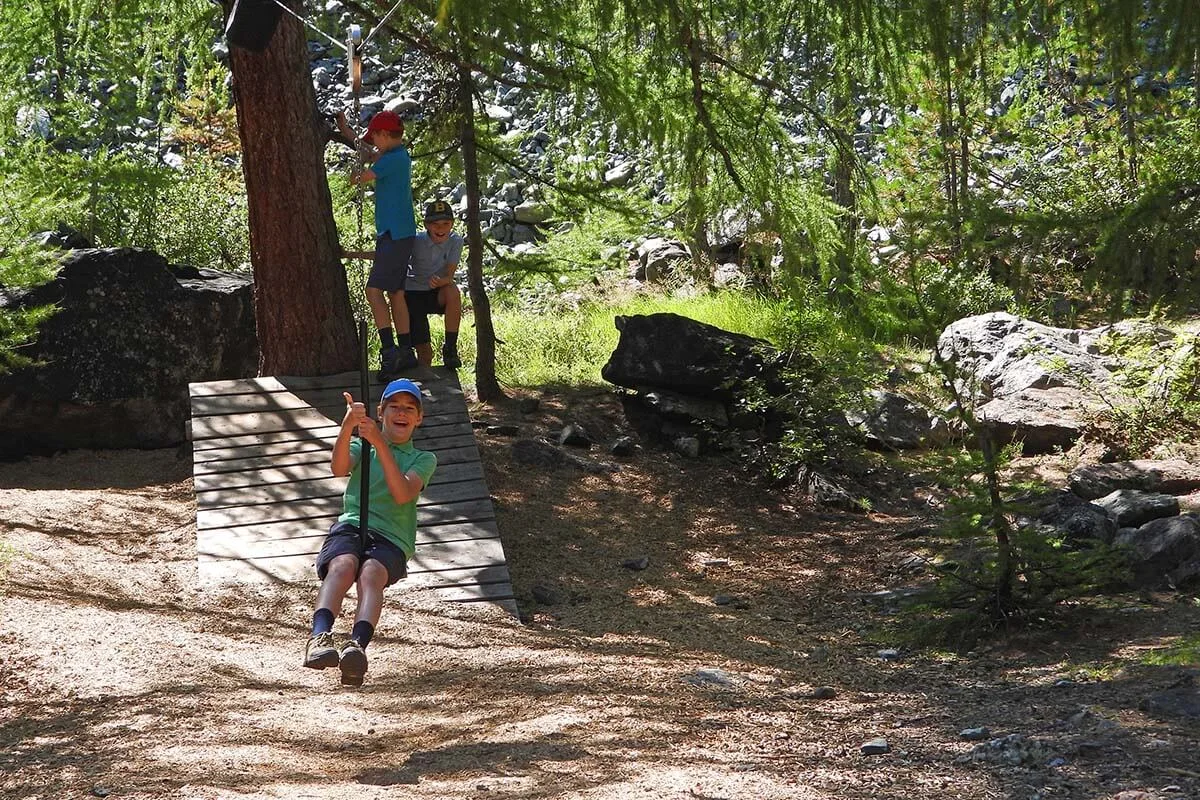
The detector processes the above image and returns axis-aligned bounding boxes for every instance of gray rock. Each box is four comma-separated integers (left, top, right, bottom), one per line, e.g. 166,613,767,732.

634,237,690,283
960,727,991,741
642,390,729,427
513,201,552,224
712,594,735,606
877,649,902,661
673,436,701,458
510,438,566,469
622,556,650,571
849,389,951,450
936,313,1120,454
1070,459,1200,500
602,313,781,397
0,248,256,458
975,387,1095,454
685,668,744,690
860,737,890,755
1037,492,1118,544
1114,515,1200,588
558,423,593,448
604,162,635,186
609,436,638,457
963,733,1049,766
1094,489,1180,528
810,686,837,699
1141,685,1200,721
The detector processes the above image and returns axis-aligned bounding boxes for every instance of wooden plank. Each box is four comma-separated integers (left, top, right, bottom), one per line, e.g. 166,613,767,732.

195,473,488,513
199,556,511,595
192,431,478,464
193,459,484,493
197,518,500,548
190,385,470,418
194,442,480,475
197,496,495,531
199,532,507,568
188,369,515,616
191,424,340,453
190,411,475,442
188,368,459,397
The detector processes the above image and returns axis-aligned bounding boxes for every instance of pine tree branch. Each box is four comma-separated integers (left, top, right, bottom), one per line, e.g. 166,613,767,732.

677,20,745,193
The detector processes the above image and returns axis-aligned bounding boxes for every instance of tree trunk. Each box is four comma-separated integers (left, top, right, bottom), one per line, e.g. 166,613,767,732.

458,61,504,401
830,78,857,302
223,0,357,377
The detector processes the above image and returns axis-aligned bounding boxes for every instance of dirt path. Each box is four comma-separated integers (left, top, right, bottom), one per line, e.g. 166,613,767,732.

2,395,1198,799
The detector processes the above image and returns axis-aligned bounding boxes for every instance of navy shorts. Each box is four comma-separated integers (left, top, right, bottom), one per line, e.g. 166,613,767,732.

404,289,445,346
368,233,415,293
315,521,408,586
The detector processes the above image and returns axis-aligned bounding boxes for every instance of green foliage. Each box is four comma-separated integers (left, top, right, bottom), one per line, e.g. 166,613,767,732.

0,244,58,375
0,149,64,375
1141,634,1200,667
151,155,250,271
1085,325,1200,458
893,448,1135,650
485,286,872,391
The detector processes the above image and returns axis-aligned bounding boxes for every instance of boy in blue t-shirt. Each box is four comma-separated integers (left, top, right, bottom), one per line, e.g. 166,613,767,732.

303,378,437,686
405,200,464,368
351,110,420,376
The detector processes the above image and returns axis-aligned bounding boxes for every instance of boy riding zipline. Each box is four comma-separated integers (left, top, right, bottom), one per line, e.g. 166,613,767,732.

304,378,436,686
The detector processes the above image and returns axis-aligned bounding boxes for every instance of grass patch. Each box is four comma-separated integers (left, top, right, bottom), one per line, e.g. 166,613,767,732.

488,291,801,387
1141,634,1200,667
483,284,872,389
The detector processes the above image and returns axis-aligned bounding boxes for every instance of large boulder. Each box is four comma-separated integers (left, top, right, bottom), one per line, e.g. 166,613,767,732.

1114,514,1200,589
601,313,787,456
935,312,1183,454
1069,459,1200,500
602,312,781,397
0,247,257,458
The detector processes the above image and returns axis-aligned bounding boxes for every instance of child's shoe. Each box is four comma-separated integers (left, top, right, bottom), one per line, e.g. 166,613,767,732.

378,346,401,380
303,631,339,669
339,640,368,686
442,343,462,369
395,347,419,370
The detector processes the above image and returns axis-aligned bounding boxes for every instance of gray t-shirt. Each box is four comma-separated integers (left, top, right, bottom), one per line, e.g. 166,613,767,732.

405,231,464,291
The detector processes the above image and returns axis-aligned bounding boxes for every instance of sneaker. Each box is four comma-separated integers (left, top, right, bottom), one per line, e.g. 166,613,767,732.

303,631,338,670
377,346,401,380
339,640,368,686
442,343,462,369
395,347,419,370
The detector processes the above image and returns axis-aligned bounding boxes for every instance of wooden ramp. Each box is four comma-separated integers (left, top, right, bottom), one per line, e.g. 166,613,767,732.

187,368,517,617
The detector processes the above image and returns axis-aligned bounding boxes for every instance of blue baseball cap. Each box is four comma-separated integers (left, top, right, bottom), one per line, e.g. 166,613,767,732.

380,378,423,407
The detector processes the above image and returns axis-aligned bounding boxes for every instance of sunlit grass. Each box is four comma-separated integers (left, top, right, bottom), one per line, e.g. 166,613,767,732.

1140,634,1200,667
485,291,797,387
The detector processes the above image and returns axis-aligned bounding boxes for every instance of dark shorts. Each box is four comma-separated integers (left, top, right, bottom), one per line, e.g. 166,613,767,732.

404,289,446,346
315,521,408,586
368,233,415,293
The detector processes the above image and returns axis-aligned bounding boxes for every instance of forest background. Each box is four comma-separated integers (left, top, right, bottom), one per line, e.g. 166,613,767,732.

2,0,1198,379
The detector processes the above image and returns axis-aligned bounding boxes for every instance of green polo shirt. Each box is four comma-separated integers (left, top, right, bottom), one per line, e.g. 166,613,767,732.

338,437,437,558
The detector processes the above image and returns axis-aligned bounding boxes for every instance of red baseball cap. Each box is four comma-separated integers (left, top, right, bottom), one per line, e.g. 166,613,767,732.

365,110,403,142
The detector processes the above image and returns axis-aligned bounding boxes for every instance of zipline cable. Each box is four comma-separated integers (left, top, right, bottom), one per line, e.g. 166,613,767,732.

265,0,393,71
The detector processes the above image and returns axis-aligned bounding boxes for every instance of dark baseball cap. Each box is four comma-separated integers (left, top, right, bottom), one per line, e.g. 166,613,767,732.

424,200,454,221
